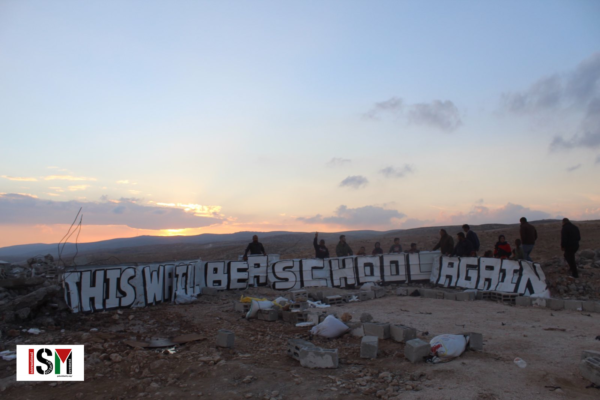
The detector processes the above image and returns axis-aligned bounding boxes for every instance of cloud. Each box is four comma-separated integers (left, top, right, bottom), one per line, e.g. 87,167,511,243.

67,185,90,191
116,180,130,184
550,98,600,151
339,175,368,189
326,157,351,167
298,205,406,227
379,164,414,178
364,97,404,119
365,97,462,132
43,175,97,181
566,164,582,172
446,202,552,225
407,100,462,132
0,193,225,230
596,155,600,165
1,175,38,182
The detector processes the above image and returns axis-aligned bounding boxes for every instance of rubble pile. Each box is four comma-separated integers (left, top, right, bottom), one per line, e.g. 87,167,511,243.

542,249,600,300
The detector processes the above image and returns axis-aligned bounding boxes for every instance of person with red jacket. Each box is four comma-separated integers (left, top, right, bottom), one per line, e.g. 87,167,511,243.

494,235,512,259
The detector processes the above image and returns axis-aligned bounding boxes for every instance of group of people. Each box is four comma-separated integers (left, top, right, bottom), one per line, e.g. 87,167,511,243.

243,217,582,279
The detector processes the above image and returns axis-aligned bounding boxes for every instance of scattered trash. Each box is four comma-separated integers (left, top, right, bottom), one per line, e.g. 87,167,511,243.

246,300,274,319
514,357,527,368
163,347,177,355
296,322,316,327
429,334,468,363
0,350,16,361
310,315,349,339
90,328,98,332
27,328,41,335
306,300,330,308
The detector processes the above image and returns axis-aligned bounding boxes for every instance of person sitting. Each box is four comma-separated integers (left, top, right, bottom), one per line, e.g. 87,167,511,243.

372,242,383,255
453,232,474,257
493,235,512,259
335,235,353,257
243,235,266,261
388,238,403,253
408,243,419,254
313,232,330,259
356,246,367,256
512,238,525,260
433,229,454,255
483,250,494,258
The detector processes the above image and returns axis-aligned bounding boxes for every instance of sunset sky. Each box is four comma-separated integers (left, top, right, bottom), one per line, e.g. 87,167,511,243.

1,0,599,247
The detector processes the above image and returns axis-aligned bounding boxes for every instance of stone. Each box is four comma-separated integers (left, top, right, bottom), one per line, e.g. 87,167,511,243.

579,356,600,385
363,322,391,339
456,291,475,301
109,354,123,363
579,249,596,260
563,300,583,311
15,307,31,320
360,313,373,323
444,292,457,301
299,348,339,369
390,324,416,343
405,339,430,363
515,296,532,307
546,298,565,311
360,336,378,359
216,329,235,348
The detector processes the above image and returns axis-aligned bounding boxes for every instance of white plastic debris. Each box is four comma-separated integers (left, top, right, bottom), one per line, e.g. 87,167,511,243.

0,351,16,361
27,328,41,335
429,334,468,363
90,328,99,332
246,300,274,319
310,315,350,339
514,357,527,368
306,300,330,308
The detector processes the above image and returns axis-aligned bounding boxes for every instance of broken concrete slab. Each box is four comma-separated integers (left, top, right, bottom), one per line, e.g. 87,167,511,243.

581,350,600,360
546,298,565,311
456,291,475,301
362,322,390,339
405,338,430,363
216,329,235,348
390,324,416,343
0,285,60,313
360,336,378,359
299,347,339,369
444,292,457,301
579,356,600,386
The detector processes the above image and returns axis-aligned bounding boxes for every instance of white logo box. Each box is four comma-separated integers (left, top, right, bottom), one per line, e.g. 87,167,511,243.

16,345,85,381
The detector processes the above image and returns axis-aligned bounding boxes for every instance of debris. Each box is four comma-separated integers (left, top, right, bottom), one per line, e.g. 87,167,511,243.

27,328,41,335
360,336,378,359
0,351,16,361
340,312,352,322
514,358,527,368
310,315,349,339
216,329,235,348
429,334,468,363
360,313,373,323
405,338,430,363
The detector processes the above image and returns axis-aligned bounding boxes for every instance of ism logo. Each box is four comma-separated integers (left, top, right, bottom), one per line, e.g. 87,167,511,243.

16,345,85,381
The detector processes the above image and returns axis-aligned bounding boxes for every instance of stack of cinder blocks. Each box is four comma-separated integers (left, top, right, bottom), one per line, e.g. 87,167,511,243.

515,296,600,312
324,295,343,305
287,339,338,369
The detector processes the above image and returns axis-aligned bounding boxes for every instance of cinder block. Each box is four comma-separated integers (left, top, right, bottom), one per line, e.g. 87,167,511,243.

290,302,308,311
295,311,310,323
456,292,475,301
216,329,234,348
324,295,343,305
420,289,437,299
257,309,279,321
287,338,316,360
404,338,430,363
564,300,583,311
360,336,378,359
282,311,298,324
475,291,484,300
532,297,547,307
299,348,339,369
464,332,483,351
515,296,532,307
290,290,308,302
444,292,457,301
581,350,600,361
435,291,445,299
396,287,409,296
202,287,221,296
358,291,375,301
362,322,390,339
390,324,416,343
546,298,565,311
579,357,600,386
346,321,364,337
343,293,359,302
372,287,386,298
233,302,251,313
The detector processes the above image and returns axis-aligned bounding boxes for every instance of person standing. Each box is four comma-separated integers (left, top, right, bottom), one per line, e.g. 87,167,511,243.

432,229,454,255
372,242,383,255
336,235,353,257
313,232,330,259
462,224,480,255
243,235,266,261
389,238,403,253
453,232,474,257
561,218,581,278
519,217,538,261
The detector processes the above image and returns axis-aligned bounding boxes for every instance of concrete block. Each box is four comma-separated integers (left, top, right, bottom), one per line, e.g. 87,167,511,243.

216,329,234,348
515,296,532,307
456,292,475,301
464,332,483,351
290,289,308,302
324,295,343,305
564,300,583,311
420,289,437,299
581,350,600,361
581,301,598,312
435,291,445,299
282,311,298,324
346,321,364,337
390,324,416,343
233,302,251,313
358,291,375,301
290,302,308,311
360,336,378,359
475,291,484,300
362,322,390,339
295,311,310,323
579,357,600,386
532,297,547,307
287,339,316,360
372,287,386,298
546,298,565,311
444,292,457,301
202,287,221,296
396,287,419,296
257,309,279,321
299,348,339,369
343,292,359,302
404,338,430,363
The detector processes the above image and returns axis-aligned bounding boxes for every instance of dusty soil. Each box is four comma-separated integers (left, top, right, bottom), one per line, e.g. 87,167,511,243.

2,286,600,400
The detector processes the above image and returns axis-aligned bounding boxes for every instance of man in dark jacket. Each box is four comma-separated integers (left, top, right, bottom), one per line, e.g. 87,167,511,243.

561,218,581,278
336,235,353,257
313,232,330,259
519,217,538,261
462,224,480,255
389,238,403,253
243,235,266,261
454,232,474,257
433,229,454,255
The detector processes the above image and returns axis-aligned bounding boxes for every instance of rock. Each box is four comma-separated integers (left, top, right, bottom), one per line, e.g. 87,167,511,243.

109,354,123,363
341,312,352,322
360,313,373,323
0,285,61,313
15,307,31,320
579,249,596,260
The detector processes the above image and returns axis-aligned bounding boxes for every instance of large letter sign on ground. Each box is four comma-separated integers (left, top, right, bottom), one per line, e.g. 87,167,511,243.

63,253,548,313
